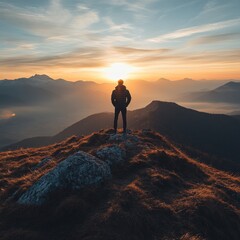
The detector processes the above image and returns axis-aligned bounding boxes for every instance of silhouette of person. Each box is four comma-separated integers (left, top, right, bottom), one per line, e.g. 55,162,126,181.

111,79,131,134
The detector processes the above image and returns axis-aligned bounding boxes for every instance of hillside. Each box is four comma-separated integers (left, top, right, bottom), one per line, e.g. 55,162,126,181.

5,101,240,163
232,115,240,121
0,129,240,240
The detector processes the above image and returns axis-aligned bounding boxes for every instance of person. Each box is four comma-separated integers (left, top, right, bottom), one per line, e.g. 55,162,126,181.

111,79,131,134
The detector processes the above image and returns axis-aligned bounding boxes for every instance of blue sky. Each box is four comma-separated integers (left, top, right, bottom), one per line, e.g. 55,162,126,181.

0,0,240,81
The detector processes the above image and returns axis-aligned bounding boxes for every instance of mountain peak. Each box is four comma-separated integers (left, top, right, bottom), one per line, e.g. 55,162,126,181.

29,74,53,81
145,100,178,111
215,81,240,92
223,81,239,87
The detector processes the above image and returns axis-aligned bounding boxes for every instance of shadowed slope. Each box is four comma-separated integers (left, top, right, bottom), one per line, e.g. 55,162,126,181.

0,130,240,240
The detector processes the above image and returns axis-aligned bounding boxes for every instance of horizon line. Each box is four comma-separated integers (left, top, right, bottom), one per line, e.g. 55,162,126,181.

1,73,240,83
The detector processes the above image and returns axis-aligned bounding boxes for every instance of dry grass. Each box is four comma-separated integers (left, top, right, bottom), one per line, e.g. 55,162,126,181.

0,129,240,240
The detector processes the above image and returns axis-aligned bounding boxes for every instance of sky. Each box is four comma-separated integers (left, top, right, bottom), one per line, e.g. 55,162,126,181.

0,0,240,81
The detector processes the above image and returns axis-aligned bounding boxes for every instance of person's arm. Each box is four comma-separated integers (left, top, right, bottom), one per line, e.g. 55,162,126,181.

111,90,116,106
126,90,131,107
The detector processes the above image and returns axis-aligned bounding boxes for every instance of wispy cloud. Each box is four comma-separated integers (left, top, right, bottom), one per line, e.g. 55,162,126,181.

128,49,240,66
114,47,172,54
0,47,107,68
103,17,133,32
189,33,240,45
0,0,99,39
191,0,232,23
104,0,157,12
148,18,240,43
2,42,239,71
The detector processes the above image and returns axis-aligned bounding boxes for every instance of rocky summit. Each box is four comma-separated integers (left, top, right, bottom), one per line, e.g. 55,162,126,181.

0,129,240,240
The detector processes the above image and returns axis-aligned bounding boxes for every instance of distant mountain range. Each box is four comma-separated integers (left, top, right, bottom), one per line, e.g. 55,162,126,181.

4,101,240,163
0,74,239,148
0,74,110,147
182,81,240,104
1,74,233,108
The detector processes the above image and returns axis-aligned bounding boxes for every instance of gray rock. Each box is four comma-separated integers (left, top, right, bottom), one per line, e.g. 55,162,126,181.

109,134,126,142
109,133,139,143
96,145,126,166
18,151,111,205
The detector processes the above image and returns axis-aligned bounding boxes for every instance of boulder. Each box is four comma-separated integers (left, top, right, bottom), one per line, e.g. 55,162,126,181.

96,145,126,166
18,151,111,205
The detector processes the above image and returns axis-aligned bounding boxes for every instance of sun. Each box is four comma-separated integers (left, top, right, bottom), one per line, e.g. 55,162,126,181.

104,63,134,81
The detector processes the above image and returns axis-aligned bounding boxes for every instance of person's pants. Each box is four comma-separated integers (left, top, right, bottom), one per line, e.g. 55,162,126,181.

114,107,127,132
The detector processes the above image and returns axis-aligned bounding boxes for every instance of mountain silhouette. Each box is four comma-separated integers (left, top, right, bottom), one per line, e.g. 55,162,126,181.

1,129,240,240
182,81,240,103
1,74,230,108
3,101,240,164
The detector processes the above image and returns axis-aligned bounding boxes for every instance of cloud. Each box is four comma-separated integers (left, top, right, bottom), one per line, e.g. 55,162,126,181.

0,47,107,68
103,17,133,32
0,0,99,39
2,42,239,71
191,0,232,23
125,49,240,67
104,0,157,12
0,1,138,51
148,18,240,42
189,33,240,45
100,0,159,21
186,50,240,64
114,47,172,54
203,0,220,12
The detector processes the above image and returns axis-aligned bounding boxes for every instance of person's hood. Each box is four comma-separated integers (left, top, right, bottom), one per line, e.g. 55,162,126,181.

115,85,126,90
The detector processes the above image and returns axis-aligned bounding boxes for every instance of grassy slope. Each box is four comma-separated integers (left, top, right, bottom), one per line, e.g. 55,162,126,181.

0,130,240,240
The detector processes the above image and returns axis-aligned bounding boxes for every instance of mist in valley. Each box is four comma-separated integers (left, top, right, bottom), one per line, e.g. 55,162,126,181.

0,75,240,148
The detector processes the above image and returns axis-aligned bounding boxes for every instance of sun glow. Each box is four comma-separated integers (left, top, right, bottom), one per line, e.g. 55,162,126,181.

104,63,134,81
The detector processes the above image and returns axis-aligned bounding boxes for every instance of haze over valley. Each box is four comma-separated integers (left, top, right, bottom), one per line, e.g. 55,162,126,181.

1,74,240,148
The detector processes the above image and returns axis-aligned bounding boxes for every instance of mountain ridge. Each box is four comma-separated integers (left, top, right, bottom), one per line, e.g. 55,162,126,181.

2,74,239,83
182,81,240,103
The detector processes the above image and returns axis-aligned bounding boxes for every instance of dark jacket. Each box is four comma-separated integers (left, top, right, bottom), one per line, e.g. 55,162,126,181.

111,85,131,108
